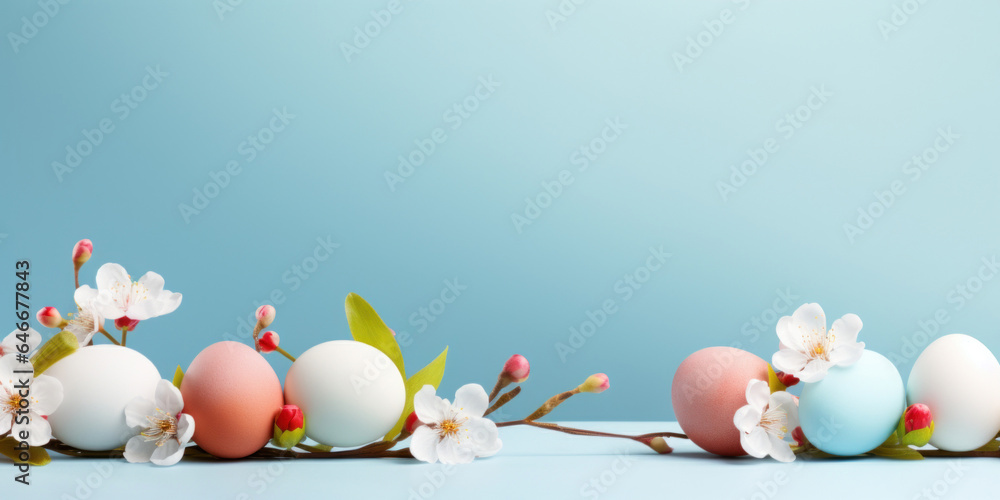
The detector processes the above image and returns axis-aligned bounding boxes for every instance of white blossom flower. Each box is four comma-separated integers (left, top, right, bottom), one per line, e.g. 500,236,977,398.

0,353,63,446
75,263,182,322
123,379,194,466
771,303,864,383
733,379,798,462
64,296,104,346
410,384,502,464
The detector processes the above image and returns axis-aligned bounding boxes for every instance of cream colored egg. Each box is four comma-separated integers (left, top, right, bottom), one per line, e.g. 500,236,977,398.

284,340,405,447
906,334,1000,451
45,345,160,451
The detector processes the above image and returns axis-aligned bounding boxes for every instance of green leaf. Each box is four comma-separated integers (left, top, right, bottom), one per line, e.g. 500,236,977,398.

869,444,924,460
172,366,185,388
345,293,405,379
895,413,906,442
974,438,1000,452
383,347,448,441
30,331,79,376
901,423,933,447
766,364,786,393
0,437,51,466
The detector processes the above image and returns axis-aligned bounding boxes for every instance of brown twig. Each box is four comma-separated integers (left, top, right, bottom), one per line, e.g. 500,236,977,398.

484,386,521,417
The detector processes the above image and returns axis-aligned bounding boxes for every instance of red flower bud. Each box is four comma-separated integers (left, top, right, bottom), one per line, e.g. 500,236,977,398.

775,371,800,388
114,316,139,332
259,331,280,353
904,403,932,433
502,354,530,383
792,426,806,447
404,411,423,435
275,405,305,432
36,307,64,329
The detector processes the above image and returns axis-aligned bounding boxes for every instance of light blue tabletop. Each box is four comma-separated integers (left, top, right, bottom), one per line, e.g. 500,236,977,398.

16,422,995,499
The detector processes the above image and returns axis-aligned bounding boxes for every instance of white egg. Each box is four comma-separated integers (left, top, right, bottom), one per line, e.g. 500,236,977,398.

284,340,405,447
45,345,160,451
907,334,1000,451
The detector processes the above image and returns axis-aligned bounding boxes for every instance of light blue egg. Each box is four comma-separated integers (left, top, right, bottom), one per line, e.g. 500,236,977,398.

799,350,904,456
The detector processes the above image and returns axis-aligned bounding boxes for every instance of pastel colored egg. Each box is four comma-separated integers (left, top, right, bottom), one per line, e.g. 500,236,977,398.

671,346,769,456
906,334,1000,451
180,341,284,458
284,340,405,447
799,350,904,456
46,345,160,451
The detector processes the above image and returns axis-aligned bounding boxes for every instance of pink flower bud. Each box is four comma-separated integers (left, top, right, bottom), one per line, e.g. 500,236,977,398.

72,239,93,266
579,373,610,393
255,305,276,328
904,403,932,433
502,354,530,383
36,307,64,329
259,331,280,353
272,405,306,449
775,370,800,388
114,316,139,332
404,411,423,435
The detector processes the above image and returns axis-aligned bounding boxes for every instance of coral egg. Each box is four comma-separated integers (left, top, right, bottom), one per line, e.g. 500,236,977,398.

180,341,283,458
671,347,769,456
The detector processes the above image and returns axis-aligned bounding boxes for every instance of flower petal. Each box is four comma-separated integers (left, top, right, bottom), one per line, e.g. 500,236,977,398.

27,374,63,416
73,285,99,310
137,272,166,295
155,379,184,415
408,426,439,464
775,316,804,351
413,385,447,424
741,426,769,458
795,359,831,383
125,396,157,429
830,313,863,346
769,391,799,429
177,414,195,444
154,292,182,317
828,342,865,368
745,379,769,412
436,435,476,464
771,349,809,376
452,384,489,418
95,263,130,292
92,291,126,320
464,417,501,457
767,434,796,462
0,409,11,435
733,405,762,433
22,414,54,446
124,436,156,463
151,439,183,466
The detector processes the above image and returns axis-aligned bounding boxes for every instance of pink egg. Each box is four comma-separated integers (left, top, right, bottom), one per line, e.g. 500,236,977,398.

180,341,284,458
671,347,769,456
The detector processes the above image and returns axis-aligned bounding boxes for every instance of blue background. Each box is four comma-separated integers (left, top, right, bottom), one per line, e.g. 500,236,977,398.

2,0,999,422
